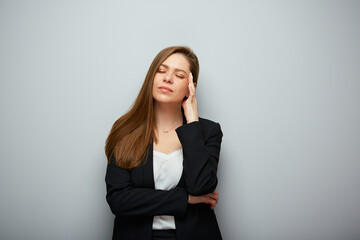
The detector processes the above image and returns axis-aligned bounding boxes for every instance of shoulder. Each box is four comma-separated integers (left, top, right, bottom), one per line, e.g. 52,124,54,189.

198,117,221,129
199,117,220,127
198,117,223,138
176,117,223,139
176,117,223,146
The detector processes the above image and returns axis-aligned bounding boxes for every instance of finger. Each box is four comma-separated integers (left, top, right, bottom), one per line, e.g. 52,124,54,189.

208,193,218,203
190,73,197,91
183,73,191,98
210,199,217,209
188,72,193,83
213,190,218,197
213,190,219,200
187,73,192,89
205,193,218,204
190,73,196,91
188,73,196,97
210,191,218,197
188,83,195,98
201,197,217,209
208,192,217,199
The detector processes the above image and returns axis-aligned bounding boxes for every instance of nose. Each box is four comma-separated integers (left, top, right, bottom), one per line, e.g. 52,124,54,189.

163,72,173,84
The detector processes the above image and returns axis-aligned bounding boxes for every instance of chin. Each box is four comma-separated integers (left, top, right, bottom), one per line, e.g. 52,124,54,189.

153,97,182,105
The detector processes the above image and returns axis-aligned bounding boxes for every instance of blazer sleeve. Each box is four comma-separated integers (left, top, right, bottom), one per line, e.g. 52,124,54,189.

175,121,223,196
105,155,188,217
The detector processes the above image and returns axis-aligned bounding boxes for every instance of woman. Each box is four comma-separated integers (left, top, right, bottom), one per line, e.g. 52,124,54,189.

105,46,223,240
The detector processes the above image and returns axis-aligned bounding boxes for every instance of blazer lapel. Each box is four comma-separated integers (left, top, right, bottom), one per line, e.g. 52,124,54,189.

176,114,187,187
143,142,155,189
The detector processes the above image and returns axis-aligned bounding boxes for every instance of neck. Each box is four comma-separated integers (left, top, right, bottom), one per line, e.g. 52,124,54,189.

154,102,183,130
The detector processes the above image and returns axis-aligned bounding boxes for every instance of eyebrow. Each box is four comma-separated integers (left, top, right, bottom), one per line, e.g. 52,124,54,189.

160,64,188,74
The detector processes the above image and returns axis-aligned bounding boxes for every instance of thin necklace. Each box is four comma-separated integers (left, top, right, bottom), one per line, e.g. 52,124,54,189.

160,119,182,133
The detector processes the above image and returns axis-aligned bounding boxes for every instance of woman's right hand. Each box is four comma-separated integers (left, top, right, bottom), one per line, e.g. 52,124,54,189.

188,190,219,209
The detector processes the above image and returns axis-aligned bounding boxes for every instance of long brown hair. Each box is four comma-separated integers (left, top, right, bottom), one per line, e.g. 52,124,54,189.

105,46,200,169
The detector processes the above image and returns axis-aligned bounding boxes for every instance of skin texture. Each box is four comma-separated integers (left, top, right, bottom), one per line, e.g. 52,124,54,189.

152,53,218,209
153,53,191,106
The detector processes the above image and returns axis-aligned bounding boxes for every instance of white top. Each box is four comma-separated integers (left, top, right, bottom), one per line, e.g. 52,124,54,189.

152,148,183,230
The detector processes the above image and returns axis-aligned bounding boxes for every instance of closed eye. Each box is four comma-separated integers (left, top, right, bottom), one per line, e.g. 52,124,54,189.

176,75,185,79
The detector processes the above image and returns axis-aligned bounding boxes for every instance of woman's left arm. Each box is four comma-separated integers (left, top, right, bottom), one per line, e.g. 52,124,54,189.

176,120,223,196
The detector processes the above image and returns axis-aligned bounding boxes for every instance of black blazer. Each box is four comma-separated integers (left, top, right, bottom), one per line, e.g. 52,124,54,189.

105,117,223,240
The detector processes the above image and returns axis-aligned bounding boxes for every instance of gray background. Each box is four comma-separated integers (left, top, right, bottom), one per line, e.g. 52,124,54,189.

1,0,359,239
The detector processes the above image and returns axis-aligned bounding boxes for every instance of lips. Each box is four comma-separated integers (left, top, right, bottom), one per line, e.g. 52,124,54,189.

158,86,173,92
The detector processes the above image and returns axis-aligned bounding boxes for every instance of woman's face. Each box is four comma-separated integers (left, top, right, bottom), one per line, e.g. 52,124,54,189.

152,53,191,105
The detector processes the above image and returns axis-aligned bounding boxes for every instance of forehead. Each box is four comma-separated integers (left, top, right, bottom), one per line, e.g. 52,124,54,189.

161,53,190,71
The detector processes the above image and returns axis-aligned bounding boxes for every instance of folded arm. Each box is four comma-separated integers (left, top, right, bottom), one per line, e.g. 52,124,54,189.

105,156,188,216
176,121,223,196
